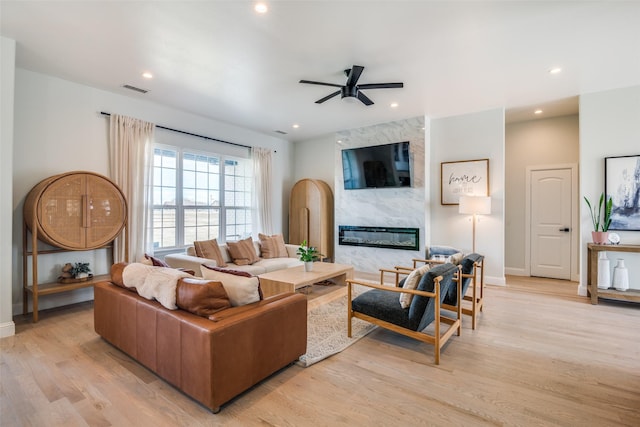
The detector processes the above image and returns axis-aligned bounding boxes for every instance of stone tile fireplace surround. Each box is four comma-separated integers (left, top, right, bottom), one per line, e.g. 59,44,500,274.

334,117,426,273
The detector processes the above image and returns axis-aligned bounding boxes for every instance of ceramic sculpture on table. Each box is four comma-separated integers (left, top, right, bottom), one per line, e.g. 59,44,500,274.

612,259,629,291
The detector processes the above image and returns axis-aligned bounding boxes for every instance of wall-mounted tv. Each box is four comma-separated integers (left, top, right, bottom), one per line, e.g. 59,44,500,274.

341,141,411,190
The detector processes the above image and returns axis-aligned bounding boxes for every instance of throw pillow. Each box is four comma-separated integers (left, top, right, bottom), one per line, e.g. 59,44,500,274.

399,264,431,309
193,238,227,268
143,253,170,267
226,237,260,265
430,252,463,265
449,252,464,265
200,264,261,306
176,278,231,317
202,265,264,300
259,233,288,259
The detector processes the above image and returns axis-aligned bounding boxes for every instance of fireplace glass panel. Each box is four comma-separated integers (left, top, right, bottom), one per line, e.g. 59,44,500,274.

338,226,419,251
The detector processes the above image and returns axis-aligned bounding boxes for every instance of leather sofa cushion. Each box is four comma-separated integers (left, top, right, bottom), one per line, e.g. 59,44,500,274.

176,277,231,317
110,262,137,292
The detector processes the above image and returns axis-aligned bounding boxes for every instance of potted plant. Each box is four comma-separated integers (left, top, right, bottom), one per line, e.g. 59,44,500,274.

584,193,613,244
71,262,92,279
296,240,323,272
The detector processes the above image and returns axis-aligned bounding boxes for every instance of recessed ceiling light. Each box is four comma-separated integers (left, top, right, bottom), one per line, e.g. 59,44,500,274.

292,124,300,129
549,67,562,74
142,72,153,79
534,109,543,115
254,3,268,13
390,102,399,108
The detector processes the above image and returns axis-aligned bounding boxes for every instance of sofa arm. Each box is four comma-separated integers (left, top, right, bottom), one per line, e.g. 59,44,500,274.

165,253,215,272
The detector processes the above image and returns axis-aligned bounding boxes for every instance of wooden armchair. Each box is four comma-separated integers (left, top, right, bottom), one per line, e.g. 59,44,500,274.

414,253,485,329
347,263,462,365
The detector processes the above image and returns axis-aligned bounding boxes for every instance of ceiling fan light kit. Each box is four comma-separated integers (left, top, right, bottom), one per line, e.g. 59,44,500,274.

299,65,403,106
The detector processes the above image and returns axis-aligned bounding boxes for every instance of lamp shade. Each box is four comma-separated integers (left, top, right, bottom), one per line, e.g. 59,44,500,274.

459,196,491,215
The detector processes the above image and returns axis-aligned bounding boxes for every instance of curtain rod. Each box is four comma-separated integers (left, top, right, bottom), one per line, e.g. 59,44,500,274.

100,111,252,150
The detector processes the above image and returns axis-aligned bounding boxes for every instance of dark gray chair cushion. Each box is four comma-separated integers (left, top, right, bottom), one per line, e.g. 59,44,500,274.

443,253,484,306
352,263,459,332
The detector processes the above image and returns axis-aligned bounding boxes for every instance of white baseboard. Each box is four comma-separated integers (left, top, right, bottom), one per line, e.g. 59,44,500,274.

14,287,94,317
504,267,527,276
577,284,588,297
486,275,506,286
0,321,15,338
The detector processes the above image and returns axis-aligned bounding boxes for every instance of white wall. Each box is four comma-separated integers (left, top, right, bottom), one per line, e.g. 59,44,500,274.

293,133,337,194
505,115,579,276
579,85,640,295
11,69,292,316
430,108,506,285
1,37,16,337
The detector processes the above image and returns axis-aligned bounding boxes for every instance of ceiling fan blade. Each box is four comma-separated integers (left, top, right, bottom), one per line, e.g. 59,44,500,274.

346,65,364,87
358,82,404,89
315,90,341,104
357,91,374,106
299,79,343,88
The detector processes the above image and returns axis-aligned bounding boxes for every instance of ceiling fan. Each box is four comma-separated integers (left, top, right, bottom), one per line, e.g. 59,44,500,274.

299,65,403,106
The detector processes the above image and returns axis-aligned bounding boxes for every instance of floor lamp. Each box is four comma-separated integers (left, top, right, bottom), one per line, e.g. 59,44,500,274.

459,196,491,253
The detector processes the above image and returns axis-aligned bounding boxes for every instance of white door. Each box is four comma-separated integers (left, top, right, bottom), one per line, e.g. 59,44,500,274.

530,168,572,280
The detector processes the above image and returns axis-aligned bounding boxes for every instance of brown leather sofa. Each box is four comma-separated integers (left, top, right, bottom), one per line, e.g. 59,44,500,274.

94,277,307,413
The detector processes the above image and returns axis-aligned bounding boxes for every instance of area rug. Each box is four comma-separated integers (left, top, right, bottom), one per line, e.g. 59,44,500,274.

297,285,376,367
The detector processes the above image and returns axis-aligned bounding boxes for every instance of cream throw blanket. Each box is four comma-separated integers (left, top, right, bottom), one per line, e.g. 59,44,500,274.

122,263,191,309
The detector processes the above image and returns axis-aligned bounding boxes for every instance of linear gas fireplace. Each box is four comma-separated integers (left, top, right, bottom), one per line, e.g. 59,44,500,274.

338,226,419,251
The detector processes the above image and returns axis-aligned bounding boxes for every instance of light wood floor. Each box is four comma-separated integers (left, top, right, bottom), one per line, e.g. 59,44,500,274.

2,276,639,426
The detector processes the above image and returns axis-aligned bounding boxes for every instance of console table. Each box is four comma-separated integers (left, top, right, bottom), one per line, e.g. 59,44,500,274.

587,243,640,305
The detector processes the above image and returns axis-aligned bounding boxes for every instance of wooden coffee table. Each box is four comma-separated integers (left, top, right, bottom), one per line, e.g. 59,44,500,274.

258,262,354,298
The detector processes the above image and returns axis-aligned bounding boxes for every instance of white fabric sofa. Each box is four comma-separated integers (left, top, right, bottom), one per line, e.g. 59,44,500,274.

164,241,303,275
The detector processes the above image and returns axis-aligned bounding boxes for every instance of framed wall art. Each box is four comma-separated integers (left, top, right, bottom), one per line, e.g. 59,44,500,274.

440,158,489,205
605,154,640,231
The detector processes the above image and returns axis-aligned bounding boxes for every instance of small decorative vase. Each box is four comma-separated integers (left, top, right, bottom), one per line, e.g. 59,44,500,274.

612,259,629,291
597,252,610,289
591,231,609,244
304,261,313,272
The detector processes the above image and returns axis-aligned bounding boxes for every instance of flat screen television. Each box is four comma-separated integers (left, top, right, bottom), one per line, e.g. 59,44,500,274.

341,141,411,189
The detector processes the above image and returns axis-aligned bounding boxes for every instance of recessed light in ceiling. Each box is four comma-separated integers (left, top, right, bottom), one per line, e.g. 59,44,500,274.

292,124,300,129
534,109,543,115
549,67,562,74
142,72,153,79
390,102,399,108
254,3,268,13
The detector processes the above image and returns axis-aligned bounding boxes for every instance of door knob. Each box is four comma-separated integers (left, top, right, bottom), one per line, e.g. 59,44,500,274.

559,227,570,232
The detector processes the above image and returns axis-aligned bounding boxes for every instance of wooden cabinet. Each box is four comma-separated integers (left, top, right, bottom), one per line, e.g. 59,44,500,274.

23,171,128,322
587,243,640,305
289,179,334,261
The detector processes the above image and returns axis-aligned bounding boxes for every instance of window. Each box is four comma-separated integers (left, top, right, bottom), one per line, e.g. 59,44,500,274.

153,146,252,250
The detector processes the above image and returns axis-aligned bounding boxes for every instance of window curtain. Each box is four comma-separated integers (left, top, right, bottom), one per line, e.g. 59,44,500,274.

108,114,155,263
252,147,273,235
